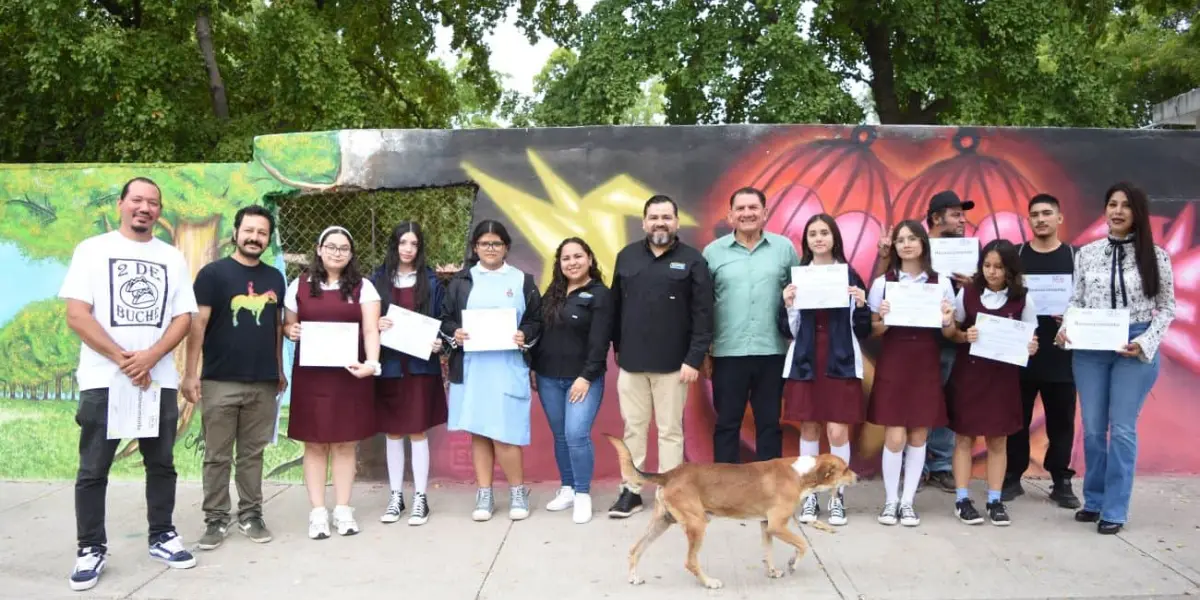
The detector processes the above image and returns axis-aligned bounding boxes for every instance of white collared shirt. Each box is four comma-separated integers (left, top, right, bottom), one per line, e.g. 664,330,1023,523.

953,286,1038,325
392,270,417,289
867,270,955,313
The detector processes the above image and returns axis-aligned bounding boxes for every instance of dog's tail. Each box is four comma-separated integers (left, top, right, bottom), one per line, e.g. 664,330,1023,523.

604,434,668,487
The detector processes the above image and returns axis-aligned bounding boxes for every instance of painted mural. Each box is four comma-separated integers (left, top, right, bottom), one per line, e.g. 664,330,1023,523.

1,125,1199,485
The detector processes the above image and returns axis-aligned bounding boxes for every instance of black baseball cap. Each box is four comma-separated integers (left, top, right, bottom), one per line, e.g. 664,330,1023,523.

927,190,974,215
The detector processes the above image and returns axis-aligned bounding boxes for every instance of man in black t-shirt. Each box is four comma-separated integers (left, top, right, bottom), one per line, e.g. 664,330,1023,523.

1004,194,1081,509
182,205,288,549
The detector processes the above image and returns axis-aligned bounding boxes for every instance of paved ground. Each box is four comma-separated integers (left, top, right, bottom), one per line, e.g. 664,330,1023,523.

1,476,1198,600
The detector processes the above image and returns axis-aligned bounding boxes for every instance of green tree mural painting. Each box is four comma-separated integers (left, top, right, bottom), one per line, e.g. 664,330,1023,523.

0,161,290,458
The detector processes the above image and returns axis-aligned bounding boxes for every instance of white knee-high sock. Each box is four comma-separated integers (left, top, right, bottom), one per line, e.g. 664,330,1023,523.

799,439,820,457
902,444,927,505
386,438,406,492
882,448,903,505
830,442,851,493
411,438,430,495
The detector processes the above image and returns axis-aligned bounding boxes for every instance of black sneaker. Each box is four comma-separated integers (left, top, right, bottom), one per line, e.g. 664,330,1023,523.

986,500,1011,526
1075,509,1100,522
1000,479,1024,501
408,492,430,526
926,471,956,493
197,522,229,550
238,517,273,543
955,498,984,525
1049,480,1081,509
607,488,644,518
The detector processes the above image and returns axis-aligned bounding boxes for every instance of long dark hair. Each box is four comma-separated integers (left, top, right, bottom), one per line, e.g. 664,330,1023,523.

972,239,1026,301
1106,182,1160,298
886,219,933,276
466,219,513,267
306,226,363,301
384,221,431,314
799,213,848,266
542,237,604,326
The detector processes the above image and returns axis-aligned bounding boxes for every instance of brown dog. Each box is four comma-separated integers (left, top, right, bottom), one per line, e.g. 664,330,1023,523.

604,434,858,589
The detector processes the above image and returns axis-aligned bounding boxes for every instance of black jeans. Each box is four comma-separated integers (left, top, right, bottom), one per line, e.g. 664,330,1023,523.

712,355,785,463
1007,380,1078,482
75,388,180,551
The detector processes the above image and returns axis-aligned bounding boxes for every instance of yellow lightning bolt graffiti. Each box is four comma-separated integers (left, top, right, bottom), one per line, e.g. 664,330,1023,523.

461,149,698,286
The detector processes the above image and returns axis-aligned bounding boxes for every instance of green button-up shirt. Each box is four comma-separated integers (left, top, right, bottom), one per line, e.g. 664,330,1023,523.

702,231,800,357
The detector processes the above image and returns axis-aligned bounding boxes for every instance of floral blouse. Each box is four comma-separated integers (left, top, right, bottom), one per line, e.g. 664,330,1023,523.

1061,235,1175,362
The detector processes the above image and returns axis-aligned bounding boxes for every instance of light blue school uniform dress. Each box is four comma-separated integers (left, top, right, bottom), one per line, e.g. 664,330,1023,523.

447,263,533,446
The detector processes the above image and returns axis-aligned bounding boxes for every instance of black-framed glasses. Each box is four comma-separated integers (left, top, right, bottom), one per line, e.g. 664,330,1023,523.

321,244,352,256
476,241,505,250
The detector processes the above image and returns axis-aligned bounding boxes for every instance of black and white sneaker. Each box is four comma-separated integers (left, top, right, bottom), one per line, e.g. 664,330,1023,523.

69,547,106,591
898,503,921,527
877,502,899,526
607,488,643,518
797,494,820,523
955,498,985,525
827,492,848,526
381,490,405,523
408,492,430,526
986,500,1011,526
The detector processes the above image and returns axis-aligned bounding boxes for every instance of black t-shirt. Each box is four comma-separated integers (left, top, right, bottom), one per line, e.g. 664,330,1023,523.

193,257,287,382
1018,242,1075,383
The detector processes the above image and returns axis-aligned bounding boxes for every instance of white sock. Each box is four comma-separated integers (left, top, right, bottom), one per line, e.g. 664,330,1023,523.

411,438,430,495
882,448,903,505
386,438,406,492
799,439,820,457
830,442,851,494
902,444,927,505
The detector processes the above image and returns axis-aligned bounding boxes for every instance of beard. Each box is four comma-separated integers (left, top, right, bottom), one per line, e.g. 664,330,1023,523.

648,230,673,246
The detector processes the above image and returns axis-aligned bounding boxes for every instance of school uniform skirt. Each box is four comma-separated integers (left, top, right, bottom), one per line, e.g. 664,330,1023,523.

375,371,448,436
947,350,1023,437
866,327,948,429
782,311,865,424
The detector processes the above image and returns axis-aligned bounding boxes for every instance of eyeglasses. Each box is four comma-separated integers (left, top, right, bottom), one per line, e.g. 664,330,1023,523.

321,244,352,256
476,241,505,250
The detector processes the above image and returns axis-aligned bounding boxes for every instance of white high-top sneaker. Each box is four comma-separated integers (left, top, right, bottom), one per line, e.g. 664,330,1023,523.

545,486,575,512
572,493,593,524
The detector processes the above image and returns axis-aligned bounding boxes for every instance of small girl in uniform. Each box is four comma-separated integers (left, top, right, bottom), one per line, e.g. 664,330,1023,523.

945,239,1039,526
866,220,956,527
370,221,448,527
779,214,871,526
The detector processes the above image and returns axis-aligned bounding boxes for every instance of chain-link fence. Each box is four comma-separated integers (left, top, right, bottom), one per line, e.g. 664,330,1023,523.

270,186,477,281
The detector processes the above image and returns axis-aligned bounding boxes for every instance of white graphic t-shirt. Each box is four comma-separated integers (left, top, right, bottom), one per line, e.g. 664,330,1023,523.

58,230,198,390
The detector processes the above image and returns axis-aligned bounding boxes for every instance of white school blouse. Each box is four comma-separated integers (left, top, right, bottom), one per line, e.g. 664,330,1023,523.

1060,235,1175,362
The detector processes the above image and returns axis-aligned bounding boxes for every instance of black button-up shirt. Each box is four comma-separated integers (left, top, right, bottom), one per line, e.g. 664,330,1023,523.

531,279,613,381
611,238,714,373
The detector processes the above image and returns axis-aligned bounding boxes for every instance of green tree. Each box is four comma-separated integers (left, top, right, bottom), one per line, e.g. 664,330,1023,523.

519,0,862,126
505,48,667,126
0,0,579,164
0,300,78,400
530,0,1155,127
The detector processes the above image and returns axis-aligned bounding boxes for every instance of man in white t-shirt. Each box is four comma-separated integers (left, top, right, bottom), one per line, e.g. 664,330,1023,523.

57,177,200,592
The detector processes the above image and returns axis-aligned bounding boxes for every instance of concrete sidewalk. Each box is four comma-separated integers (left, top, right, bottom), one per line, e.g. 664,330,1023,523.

1,476,1197,600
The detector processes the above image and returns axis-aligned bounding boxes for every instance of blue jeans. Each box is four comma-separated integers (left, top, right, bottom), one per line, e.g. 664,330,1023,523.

1072,322,1158,524
536,375,605,494
924,346,957,474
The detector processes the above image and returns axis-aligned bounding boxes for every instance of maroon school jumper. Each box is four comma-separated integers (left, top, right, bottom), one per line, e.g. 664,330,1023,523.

287,281,376,443
866,271,948,429
947,284,1026,437
782,310,865,424
375,285,448,436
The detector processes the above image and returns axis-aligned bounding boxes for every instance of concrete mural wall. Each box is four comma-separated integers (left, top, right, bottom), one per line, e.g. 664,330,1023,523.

2,125,1199,484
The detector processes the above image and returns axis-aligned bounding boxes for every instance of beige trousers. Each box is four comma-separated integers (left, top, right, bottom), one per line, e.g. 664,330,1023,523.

616,368,689,493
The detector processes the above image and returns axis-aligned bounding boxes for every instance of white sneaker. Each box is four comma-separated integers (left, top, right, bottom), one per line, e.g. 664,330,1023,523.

572,493,593,524
308,508,331,540
546,486,575,511
334,505,360,535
